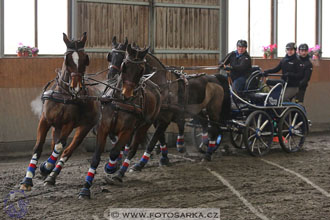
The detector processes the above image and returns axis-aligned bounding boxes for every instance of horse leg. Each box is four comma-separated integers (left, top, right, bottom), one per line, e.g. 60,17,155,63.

79,121,110,199
20,114,51,191
176,119,185,153
204,124,219,161
113,124,151,182
104,130,133,184
43,122,76,186
39,127,61,177
132,122,170,171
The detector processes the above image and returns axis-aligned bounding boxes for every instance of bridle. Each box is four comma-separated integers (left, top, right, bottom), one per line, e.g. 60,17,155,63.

109,48,126,73
59,48,87,96
121,56,147,89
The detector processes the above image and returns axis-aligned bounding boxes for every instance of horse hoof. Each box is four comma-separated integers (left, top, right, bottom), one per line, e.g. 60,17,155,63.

202,153,212,162
44,176,56,186
177,147,186,153
78,188,91,199
40,161,52,177
159,157,170,166
104,163,118,174
20,184,31,191
130,163,144,172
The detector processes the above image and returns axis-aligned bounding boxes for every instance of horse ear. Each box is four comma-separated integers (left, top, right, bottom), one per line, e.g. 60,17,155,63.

127,44,133,55
132,42,137,48
112,36,118,47
63,33,70,46
124,37,128,46
80,32,87,46
140,47,149,58
107,52,112,62
85,54,90,66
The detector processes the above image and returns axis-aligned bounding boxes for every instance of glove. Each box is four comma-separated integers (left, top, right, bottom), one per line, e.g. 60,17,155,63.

224,66,233,71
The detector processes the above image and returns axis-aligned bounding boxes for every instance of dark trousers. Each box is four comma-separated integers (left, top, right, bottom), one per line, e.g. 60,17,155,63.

296,85,308,103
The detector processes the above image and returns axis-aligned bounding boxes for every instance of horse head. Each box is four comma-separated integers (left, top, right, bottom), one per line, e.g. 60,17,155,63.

62,32,89,95
107,36,128,78
121,44,149,99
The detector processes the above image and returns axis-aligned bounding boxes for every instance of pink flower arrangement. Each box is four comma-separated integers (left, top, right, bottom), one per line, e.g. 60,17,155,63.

308,45,322,60
262,44,277,58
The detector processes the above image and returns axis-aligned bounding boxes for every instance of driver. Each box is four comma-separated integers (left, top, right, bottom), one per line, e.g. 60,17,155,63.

219,40,252,92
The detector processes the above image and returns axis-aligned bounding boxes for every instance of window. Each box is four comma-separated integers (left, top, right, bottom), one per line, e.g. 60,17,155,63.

322,0,330,57
4,0,67,55
228,0,248,52
297,0,316,50
4,0,35,54
250,0,271,56
277,0,295,57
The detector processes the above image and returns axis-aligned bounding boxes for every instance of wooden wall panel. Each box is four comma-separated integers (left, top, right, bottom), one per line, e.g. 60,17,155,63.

154,0,220,6
77,2,149,49
154,7,219,50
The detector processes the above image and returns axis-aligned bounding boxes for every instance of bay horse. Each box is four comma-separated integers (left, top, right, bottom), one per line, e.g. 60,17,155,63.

79,44,161,199
107,37,187,157
20,33,101,191
106,39,230,170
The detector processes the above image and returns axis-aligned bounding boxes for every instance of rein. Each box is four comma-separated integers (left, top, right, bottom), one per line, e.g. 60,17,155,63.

165,65,220,71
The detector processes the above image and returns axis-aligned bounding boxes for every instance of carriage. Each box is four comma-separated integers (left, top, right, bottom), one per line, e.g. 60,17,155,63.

188,66,310,156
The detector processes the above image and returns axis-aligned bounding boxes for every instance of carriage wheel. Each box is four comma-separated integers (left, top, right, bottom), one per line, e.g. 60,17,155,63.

278,108,308,153
230,126,244,149
192,125,207,154
244,110,274,156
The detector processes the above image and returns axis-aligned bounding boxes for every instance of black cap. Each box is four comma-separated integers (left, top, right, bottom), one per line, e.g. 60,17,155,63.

237,40,248,48
286,42,297,50
298,43,309,51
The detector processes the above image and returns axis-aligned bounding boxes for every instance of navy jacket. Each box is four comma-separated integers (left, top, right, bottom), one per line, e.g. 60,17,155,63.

264,54,304,87
221,51,252,81
298,55,313,88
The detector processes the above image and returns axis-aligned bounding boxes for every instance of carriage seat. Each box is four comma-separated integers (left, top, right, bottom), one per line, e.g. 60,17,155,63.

247,92,268,104
266,79,285,86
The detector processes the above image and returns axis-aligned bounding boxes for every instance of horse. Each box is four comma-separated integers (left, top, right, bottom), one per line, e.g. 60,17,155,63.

20,32,101,191
106,39,230,170
78,44,162,199
107,37,187,157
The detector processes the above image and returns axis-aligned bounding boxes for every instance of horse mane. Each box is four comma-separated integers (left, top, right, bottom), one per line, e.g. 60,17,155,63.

145,53,167,71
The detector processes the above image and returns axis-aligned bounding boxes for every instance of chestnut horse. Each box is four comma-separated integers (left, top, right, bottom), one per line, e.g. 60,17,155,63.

20,33,101,191
79,44,161,199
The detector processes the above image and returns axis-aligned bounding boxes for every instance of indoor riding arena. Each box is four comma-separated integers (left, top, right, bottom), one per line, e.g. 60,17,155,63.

1,1,330,220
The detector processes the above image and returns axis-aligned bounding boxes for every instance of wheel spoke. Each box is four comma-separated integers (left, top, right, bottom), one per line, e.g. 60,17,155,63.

292,112,298,127
248,134,256,141
285,132,290,140
260,120,269,131
251,137,257,152
294,121,303,129
261,131,272,136
288,136,292,150
259,138,269,148
257,114,262,128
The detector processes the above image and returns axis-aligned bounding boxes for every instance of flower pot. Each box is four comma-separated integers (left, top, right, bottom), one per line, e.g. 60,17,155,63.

23,51,29,57
32,53,38,57
17,51,23,57
263,54,267,59
269,54,274,59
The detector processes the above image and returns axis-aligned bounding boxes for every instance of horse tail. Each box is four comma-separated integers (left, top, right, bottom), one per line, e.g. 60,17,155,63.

214,74,231,121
